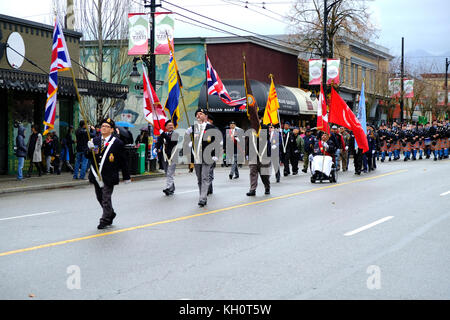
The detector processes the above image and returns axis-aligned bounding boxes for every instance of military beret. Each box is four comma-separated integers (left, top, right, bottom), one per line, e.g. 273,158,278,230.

195,108,207,116
100,118,115,129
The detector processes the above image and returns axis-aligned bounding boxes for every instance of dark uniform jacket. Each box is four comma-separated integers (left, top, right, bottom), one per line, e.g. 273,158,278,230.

87,135,130,187
280,130,298,155
156,130,179,161
185,123,217,163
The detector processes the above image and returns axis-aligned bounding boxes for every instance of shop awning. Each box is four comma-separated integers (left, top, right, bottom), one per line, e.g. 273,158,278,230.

0,68,128,99
199,79,314,116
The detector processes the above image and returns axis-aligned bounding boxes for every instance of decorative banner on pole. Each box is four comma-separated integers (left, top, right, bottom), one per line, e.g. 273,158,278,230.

403,79,414,98
388,78,401,98
308,59,322,85
326,59,340,85
128,13,149,56
437,91,450,106
154,13,174,55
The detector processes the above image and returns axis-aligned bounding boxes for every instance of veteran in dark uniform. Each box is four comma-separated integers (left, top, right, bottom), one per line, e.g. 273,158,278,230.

87,118,131,229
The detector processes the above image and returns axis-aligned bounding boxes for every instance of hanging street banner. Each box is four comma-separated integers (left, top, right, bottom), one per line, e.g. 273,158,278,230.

437,91,450,106
154,13,174,55
389,78,414,99
404,79,414,98
308,59,322,85
128,13,149,56
389,78,401,98
326,59,340,85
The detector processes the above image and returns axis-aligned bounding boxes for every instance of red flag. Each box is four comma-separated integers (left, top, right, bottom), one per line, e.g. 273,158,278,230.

329,87,369,153
316,83,329,134
143,67,166,136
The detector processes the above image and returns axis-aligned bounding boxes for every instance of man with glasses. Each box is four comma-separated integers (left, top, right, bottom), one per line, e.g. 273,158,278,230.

87,118,131,229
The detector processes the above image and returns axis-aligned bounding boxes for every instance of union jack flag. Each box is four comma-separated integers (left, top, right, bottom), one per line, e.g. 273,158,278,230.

43,19,72,135
206,55,246,111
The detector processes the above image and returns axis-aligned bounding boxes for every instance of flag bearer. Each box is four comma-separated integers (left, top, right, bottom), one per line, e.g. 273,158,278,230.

156,120,179,196
87,118,131,229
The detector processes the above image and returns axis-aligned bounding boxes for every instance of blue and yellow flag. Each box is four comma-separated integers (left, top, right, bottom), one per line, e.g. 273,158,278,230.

164,51,181,128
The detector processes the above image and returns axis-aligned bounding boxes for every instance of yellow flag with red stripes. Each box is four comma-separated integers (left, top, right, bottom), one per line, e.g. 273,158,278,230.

263,76,280,125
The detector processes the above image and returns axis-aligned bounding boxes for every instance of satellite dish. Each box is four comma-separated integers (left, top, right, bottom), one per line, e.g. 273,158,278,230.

6,32,25,69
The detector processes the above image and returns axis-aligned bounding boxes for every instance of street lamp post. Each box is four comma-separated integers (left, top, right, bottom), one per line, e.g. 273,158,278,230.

322,0,341,98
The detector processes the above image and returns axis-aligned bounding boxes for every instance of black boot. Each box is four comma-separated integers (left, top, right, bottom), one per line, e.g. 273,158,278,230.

246,190,256,196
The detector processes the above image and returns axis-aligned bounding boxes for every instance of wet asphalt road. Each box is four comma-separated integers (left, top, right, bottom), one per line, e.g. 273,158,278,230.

0,159,449,299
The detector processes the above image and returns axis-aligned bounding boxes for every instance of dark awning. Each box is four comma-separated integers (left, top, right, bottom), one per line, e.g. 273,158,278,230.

0,68,128,99
198,79,300,116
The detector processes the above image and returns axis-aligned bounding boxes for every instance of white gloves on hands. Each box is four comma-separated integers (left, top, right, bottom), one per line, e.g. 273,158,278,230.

87,139,95,150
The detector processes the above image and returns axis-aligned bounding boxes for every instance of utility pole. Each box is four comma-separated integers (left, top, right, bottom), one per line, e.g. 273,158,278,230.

445,58,449,117
400,37,404,123
144,0,160,89
322,0,328,96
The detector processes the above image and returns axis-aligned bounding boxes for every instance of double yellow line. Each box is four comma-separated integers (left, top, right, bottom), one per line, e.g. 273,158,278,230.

0,169,407,258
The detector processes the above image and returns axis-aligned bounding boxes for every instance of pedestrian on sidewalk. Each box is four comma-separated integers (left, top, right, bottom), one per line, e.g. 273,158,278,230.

51,131,61,175
26,124,43,177
15,125,27,181
42,133,54,174
73,120,89,180
86,118,131,230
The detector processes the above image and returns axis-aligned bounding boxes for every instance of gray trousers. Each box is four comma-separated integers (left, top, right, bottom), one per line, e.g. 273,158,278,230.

163,161,176,190
94,182,114,224
194,163,212,202
249,162,271,191
229,154,239,177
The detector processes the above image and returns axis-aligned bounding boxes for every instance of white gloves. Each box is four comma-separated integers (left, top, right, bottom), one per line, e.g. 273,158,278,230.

87,139,95,150
372,150,375,154
272,145,277,150
212,156,218,162
345,146,348,151
323,142,328,148
124,179,131,184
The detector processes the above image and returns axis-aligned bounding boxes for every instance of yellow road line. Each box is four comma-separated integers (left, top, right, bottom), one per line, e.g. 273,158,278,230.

0,169,407,258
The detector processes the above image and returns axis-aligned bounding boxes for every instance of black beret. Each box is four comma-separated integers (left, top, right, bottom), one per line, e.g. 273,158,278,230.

100,118,115,129
195,108,207,116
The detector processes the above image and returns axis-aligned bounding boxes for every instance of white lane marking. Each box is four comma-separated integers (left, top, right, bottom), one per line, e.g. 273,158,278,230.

440,191,450,196
344,216,394,237
0,211,58,222
175,190,198,195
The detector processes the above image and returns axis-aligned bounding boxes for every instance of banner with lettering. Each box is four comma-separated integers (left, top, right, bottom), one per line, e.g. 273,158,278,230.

128,13,149,56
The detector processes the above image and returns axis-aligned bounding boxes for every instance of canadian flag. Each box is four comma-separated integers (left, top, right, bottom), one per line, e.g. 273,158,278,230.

329,87,369,153
143,67,166,136
316,83,329,134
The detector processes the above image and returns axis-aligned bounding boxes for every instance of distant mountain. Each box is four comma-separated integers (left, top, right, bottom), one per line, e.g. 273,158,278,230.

404,50,448,74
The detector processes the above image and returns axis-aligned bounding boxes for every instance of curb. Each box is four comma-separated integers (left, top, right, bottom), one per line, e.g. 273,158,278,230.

0,172,165,195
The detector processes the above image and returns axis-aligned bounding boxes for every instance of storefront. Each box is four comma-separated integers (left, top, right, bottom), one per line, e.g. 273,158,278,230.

0,14,128,175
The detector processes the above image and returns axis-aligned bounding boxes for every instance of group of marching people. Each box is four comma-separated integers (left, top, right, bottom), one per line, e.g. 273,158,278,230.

377,120,450,162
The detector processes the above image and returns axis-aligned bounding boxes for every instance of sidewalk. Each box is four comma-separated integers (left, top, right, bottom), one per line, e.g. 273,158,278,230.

0,170,165,195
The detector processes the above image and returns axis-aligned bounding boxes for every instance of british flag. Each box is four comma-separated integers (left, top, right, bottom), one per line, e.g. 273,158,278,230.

43,19,72,135
206,55,246,111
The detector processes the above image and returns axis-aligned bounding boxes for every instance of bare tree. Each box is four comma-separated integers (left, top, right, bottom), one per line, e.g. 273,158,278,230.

287,0,377,58
53,0,142,124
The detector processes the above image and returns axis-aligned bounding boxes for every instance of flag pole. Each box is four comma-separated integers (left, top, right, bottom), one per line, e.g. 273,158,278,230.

204,43,210,111
69,67,102,182
269,73,284,153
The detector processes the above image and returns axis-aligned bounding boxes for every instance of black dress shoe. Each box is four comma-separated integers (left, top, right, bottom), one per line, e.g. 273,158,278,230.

246,190,256,196
229,174,233,180
198,200,207,207
97,223,110,230
234,175,239,179
265,188,270,195
302,168,307,173
163,188,170,195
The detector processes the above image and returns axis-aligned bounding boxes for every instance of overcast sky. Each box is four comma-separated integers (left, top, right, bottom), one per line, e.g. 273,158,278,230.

1,0,449,58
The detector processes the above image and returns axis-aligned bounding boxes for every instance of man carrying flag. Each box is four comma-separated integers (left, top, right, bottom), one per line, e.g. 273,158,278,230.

243,54,270,196
43,19,72,135
329,87,368,175
206,55,246,111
